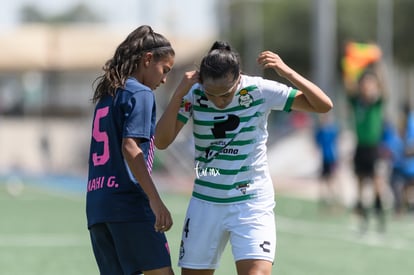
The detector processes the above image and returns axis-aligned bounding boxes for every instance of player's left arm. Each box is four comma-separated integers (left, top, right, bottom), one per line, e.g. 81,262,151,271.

257,50,333,113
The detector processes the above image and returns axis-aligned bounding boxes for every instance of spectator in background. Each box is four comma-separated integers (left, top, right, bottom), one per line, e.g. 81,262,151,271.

345,68,387,233
314,112,340,211
383,103,414,216
401,104,414,211
381,117,405,216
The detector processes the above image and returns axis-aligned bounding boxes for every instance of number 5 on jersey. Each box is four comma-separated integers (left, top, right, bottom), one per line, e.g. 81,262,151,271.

92,106,110,166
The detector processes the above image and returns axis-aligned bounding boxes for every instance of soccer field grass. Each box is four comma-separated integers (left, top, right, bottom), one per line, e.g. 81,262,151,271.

0,180,413,275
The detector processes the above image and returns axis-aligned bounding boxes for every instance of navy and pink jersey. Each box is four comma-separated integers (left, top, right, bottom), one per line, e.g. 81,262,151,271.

86,77,156,228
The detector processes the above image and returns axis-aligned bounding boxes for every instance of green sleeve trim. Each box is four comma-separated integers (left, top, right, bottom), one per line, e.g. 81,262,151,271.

177,113,188,124
283,89,298,112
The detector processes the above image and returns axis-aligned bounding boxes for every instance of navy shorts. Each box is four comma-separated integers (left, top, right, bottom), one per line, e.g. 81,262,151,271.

354,145,379,177
89,221,172,275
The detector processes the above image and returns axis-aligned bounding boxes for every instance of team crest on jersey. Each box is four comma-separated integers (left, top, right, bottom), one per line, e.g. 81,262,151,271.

236,182,250,194
238,89,253,108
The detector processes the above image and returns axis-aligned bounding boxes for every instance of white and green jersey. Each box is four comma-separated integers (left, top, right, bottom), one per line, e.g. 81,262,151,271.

178,74,297,204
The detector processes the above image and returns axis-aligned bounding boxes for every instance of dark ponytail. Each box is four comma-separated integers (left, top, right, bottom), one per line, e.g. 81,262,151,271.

92,25,175,103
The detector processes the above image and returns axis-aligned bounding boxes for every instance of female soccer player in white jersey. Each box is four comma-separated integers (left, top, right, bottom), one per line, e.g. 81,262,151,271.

155,41,333,275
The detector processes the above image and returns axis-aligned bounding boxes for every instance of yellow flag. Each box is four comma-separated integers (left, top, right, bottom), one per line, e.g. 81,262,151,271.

342,42,382,86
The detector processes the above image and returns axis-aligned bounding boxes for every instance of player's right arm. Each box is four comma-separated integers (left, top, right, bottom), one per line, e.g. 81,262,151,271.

155,70,199,149
122,137,172,232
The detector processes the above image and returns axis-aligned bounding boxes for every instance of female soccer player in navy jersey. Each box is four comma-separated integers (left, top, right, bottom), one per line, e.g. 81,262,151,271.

86,25,175,275
155,41,333,275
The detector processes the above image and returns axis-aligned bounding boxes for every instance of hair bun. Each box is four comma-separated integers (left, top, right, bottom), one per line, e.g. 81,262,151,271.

210,41,231,52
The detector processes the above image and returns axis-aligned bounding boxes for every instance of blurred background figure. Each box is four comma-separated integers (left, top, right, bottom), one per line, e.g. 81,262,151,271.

342,42,387,234
314,112,340,212
380,115,404,216
401,104,414,213
382,103,414,217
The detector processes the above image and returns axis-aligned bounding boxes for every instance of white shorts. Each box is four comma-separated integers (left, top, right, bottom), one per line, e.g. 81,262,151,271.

178,197,276,270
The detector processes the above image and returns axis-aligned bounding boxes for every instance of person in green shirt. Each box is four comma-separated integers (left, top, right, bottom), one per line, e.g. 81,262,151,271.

346,69,386,233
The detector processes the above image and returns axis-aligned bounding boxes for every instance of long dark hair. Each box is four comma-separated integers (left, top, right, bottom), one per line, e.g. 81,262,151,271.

199,41,240,84
92,25,175,103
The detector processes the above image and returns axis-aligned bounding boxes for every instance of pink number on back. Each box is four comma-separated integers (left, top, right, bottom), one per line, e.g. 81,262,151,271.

92,106,110,166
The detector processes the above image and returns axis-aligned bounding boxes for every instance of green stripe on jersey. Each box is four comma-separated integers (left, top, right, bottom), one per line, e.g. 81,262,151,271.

217,166,251,175
193,88,204,96
192,191,255,203
195,179,251,190
194,126,256,140
196,153,248,162
194,112,264,126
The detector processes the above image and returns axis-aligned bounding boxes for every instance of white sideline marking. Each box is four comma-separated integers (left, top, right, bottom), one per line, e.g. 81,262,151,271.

0,234,89,247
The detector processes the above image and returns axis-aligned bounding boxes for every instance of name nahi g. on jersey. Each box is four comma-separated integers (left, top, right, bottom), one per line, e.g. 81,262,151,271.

87,176,118,192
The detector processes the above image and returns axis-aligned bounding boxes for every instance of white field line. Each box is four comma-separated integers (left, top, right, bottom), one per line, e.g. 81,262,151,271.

0,233,89,247
276,215,414,252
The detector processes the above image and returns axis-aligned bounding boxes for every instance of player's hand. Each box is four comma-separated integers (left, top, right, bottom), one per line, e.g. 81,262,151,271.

257,51,294,78
175,70,199,98
149,198,173,233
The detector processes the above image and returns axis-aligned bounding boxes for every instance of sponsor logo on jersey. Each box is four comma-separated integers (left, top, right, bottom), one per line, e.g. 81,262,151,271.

181,98,192,112
221,147,239,154
195,161,221,178
211,140,227,146
259,241,271,253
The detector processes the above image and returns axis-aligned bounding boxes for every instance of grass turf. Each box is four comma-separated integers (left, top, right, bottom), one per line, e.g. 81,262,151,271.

0,180,413,275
